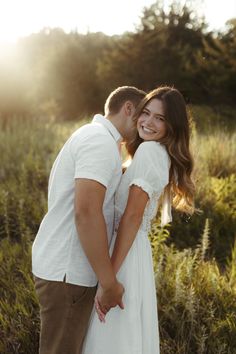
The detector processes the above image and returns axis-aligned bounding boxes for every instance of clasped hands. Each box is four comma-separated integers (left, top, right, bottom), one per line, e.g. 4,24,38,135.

94,281,125,323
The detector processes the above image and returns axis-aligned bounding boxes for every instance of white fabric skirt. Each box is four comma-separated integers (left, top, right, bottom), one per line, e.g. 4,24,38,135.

82,231,160,354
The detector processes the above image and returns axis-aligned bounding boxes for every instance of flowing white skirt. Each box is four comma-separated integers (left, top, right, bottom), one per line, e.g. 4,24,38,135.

82,230,160,354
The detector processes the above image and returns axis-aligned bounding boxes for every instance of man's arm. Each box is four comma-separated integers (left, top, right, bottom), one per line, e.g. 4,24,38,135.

74,178,124,312
111,185,149,274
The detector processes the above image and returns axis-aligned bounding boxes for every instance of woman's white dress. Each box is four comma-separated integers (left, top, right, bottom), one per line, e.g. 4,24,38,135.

82,141,170,354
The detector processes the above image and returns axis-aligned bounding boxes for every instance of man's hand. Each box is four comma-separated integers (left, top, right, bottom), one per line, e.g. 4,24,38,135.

95,280,125,322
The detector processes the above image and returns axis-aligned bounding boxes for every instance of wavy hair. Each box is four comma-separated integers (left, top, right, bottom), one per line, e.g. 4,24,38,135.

126,86,195,215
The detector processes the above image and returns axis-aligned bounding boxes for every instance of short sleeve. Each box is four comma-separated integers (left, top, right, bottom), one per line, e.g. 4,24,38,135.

129,141,170,198
70,132,118,188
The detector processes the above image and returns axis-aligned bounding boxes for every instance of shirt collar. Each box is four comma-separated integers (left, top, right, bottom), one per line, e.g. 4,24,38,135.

92,114,122,143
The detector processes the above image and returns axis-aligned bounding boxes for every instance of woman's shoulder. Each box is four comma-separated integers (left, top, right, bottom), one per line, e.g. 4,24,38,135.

135,141,168,158
132,141,170,173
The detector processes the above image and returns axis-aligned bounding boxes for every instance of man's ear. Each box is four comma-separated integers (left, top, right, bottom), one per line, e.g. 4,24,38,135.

124,101,135,117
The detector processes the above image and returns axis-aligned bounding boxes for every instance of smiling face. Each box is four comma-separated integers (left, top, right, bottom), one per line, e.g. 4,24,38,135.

137,98,167,141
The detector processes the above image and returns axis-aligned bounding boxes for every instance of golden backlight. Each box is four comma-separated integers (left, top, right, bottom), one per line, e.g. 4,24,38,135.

0,0,235,44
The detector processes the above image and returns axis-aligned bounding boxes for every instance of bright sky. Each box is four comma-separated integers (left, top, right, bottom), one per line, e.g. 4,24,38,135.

0,0,235,43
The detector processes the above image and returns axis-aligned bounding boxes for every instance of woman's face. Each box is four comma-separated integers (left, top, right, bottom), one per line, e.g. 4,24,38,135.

137,98,167,141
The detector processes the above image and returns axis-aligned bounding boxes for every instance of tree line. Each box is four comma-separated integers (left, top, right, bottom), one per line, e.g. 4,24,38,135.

0,0,235,120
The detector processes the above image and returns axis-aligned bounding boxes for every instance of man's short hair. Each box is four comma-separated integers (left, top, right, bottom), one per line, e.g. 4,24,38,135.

104,86,146,115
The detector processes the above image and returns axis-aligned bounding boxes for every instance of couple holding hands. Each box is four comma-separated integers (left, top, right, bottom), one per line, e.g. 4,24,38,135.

32,85,195,354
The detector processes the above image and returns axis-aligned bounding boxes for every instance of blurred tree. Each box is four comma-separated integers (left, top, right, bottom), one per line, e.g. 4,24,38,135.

15,29,112,120
48,31,112,119
0,44,33,122
97,1,208,102
0,1,235,121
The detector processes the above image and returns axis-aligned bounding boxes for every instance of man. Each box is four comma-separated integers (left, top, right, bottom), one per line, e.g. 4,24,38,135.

32,86,146,354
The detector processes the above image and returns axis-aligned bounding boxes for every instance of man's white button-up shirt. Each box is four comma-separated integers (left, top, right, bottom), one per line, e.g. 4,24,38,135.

32,114,122,286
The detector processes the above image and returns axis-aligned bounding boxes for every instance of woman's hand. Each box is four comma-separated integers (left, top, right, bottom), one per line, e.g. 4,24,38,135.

94,294,106,323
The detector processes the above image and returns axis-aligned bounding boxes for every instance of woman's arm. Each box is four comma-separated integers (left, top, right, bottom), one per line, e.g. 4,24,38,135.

111,185,149,274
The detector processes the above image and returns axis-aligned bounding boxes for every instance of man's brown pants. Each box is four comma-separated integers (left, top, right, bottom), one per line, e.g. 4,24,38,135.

35,277,97,354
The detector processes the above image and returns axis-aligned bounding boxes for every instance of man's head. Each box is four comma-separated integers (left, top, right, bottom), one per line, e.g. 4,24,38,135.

104,86,146,142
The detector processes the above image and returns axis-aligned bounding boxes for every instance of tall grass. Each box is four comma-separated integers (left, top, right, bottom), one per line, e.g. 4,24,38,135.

151,222,236,354
0,117,81,241
194,130,236,179
0,110,235,353
169,128,236,267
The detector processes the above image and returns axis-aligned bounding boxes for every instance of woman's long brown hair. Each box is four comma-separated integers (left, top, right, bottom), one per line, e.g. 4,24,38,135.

126,86,195,215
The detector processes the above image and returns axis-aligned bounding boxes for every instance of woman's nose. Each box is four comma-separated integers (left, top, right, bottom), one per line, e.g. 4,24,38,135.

145,114,153,124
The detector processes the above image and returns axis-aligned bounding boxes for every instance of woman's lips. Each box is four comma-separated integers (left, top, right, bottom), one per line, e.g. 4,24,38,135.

141,126,155,134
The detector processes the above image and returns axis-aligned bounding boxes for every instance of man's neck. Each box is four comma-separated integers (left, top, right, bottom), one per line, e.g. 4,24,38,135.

105,114,124,138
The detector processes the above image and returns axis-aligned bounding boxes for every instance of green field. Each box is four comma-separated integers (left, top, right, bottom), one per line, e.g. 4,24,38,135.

0,106,235,353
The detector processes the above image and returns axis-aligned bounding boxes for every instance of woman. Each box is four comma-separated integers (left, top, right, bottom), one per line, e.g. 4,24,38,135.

82,86,195,354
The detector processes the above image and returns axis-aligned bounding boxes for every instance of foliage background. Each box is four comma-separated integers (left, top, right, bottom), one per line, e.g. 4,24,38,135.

0,1,236,353
1,1,236,120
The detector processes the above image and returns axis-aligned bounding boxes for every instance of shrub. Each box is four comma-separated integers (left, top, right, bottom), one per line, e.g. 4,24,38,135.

0,236,39,353
150,222,236,354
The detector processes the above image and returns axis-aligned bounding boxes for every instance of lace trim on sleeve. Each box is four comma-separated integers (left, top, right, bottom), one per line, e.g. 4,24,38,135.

129,178,154,199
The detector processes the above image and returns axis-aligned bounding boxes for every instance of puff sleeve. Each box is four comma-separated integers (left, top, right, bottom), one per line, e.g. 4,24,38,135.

128,141,170,199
